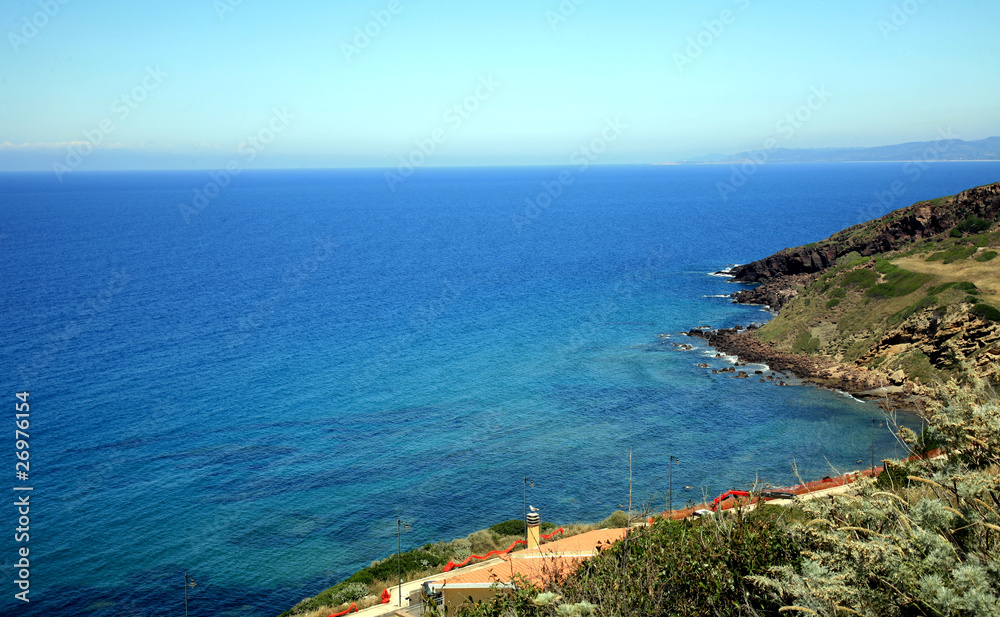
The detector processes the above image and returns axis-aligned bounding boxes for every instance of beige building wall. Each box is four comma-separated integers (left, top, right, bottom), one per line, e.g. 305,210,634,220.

442,587,497,614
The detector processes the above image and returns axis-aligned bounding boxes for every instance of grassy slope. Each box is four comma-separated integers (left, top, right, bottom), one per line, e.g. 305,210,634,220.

754,193,1000,385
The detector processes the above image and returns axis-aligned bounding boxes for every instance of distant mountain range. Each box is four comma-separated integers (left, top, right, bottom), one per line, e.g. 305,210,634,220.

673,136,1000,164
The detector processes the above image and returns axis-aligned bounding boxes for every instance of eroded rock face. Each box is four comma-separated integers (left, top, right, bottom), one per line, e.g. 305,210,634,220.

860,307,1000,377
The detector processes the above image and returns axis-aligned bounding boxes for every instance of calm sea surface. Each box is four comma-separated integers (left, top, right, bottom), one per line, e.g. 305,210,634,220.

2,162,999,616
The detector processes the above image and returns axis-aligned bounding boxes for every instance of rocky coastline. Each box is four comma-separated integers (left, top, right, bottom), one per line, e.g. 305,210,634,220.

683,184,1000,411
685,324,922,409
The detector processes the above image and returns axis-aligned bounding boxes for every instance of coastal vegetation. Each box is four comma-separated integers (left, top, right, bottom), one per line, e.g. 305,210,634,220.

729,183,1000,391
451,378,1000,617
279,513,625,617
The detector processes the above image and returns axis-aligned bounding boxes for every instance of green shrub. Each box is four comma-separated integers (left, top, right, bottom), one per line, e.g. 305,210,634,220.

842,268,878,290
829,287,846,298
489,519,555,536
597,510,630,529
332,582,370,605
952,215,993,235
490,520,525,536
837,252,867,268
874,259,898,274
793,332,820,353
466,508,801,617
929,281,978,295
866,268,931,298
927,245,978,263
825,298,841,309
753,378,1000,616
977,250,998,262
970,303,1000,322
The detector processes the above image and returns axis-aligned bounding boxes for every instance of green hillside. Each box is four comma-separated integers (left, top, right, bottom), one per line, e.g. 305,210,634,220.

737,184,1000,388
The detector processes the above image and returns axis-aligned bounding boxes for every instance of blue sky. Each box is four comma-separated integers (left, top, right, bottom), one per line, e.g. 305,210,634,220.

1,0,998,170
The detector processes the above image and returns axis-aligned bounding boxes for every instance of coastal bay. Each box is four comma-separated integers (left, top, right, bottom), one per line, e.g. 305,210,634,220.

4,164,1000,616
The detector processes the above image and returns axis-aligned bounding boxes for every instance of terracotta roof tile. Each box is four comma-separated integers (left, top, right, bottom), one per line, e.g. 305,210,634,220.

437,528,628,588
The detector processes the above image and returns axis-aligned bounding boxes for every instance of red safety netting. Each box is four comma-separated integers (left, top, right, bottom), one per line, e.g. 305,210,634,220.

656,449,946,520
328,603,357,617
541,527,564,540
441,527,565,572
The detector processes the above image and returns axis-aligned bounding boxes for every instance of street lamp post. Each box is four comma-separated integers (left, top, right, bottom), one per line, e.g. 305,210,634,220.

184,572,196,617
523,476,533,543
397,519,410,607
668,456,679,514
871,419,877,475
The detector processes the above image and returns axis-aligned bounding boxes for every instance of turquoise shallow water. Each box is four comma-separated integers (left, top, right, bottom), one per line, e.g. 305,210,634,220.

1,162,998,615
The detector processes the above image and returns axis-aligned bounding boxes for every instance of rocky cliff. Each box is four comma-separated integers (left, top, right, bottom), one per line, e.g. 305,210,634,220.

729,183,1000,284
710,182,1000,403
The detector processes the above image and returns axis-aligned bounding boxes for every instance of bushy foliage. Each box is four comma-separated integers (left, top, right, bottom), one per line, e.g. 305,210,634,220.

928,245,978,263
751,378,1000,616
597,510,630,529
952,215,993,236
490,519,558,536
794,332,821,353
970,303,1000,323
459,508,802,617
457,379,1000,617
331,582,369,605
977,250,998,262
928,281,979,295
842,268,878,290
866,267,932,298
490,519,527,536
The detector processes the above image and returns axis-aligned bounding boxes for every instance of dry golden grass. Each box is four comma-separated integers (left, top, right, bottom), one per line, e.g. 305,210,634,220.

894,256,1000,305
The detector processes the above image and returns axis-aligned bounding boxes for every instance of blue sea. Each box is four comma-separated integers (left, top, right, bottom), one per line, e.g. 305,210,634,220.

2,162,999,616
